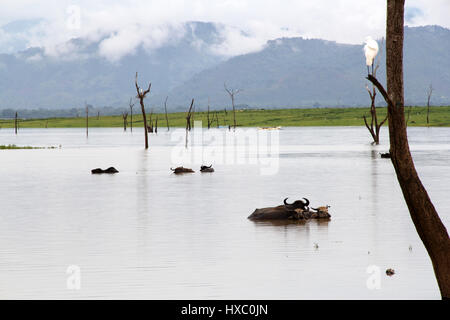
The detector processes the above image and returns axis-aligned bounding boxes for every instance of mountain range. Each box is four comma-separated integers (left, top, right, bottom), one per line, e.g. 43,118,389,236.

0,22,449,112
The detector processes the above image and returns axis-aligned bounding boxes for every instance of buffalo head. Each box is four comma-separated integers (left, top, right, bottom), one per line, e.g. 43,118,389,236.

283,197,310,210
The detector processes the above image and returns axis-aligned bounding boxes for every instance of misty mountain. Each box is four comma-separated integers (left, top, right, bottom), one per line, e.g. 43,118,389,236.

0,21,229,109
165,25,450,109
0,24,449,111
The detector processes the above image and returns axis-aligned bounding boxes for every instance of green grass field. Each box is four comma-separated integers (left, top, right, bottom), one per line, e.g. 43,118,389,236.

1,106,449,128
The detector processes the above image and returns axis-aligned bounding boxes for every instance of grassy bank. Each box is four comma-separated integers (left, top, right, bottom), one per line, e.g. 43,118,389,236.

0,144,57,149
1,106,449,128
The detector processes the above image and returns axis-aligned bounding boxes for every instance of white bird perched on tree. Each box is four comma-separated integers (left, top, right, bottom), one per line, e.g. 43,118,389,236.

364,36,379,75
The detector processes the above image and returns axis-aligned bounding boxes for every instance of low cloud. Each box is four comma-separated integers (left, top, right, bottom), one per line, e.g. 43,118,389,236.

0,0,448,60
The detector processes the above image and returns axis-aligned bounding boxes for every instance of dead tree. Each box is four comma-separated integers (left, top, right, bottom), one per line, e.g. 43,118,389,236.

14,112,18,134
129,98,134,132
97,111,100,120
224,83,242,129
186,99,194,131
185,99,194,148
135,72,151,149
363,39,387,145
122,112,128,131
164,96,170,131
367,0,449,299
85,102,89,138
207,98,211,129
155,116,158,134
426,83,433,126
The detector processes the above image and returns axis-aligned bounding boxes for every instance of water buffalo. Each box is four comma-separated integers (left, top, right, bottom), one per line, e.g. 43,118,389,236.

171,166,195,174
91,167,119,174
200,165,214,173
283,197,310,211
248,198,331,221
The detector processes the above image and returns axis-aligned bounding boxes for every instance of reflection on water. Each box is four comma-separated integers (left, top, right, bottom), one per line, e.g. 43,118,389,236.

0,127,448,299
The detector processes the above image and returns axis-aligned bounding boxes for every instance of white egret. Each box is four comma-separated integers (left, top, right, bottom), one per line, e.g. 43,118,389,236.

364,36,379,75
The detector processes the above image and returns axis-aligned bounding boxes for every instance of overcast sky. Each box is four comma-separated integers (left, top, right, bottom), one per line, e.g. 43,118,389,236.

1,0,449,60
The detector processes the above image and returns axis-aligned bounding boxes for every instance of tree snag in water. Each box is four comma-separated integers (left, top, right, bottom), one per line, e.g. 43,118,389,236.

185,99,194,148
367,0,449,299
85,102,89,138
129,98,134,132
427,83,433,126
14,111,18,134
363,39,387,145
164,96,170,131
224,83,242,130
122,112,128,131
135,72,151,149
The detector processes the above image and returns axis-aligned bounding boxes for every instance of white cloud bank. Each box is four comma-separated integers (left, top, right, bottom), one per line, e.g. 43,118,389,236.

0,0,449,60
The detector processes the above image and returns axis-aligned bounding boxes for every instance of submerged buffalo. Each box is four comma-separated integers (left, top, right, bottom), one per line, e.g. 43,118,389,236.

200,165,214,173
248,198,331,221
283,197,310,211
171,166,195,174
91,167,119,174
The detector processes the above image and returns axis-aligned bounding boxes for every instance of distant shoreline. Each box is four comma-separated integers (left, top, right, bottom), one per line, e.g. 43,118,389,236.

1,106,449,128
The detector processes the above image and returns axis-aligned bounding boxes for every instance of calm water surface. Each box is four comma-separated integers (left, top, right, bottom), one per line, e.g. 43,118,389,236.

0,126,449,299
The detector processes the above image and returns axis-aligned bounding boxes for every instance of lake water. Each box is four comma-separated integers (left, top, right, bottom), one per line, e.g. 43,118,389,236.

0,126,449,299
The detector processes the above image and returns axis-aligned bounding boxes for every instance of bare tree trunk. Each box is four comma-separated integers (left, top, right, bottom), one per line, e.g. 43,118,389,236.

129,98,134,133
427,84,433,126
232,96,236,129
186,99,194,131
207,103,211,129
135,72,151,149
85,104,89,138
164,96,170,131
364,40,387,145
14,112,18,134
155,116,158,134
97,111,100,120
368,0,450,299
224,83,241,130
185,99,194,148
122,112,128,131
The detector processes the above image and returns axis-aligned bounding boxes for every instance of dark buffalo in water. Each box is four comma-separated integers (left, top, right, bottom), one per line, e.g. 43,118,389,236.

248,198,331,221
283,197,310,211
171,166,195,174
200,165,214,173
91,167,119,174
